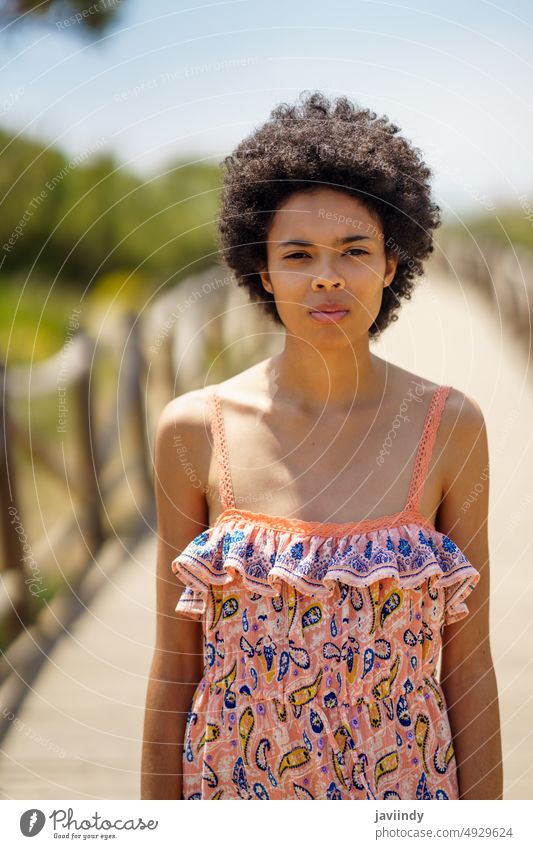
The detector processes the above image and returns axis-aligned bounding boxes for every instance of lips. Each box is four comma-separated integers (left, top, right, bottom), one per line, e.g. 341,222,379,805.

309,302,350,313
308,303,349,324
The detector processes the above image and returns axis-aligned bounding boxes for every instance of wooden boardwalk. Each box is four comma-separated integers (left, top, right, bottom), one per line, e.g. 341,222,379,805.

0,271,531,799
0,533,156,799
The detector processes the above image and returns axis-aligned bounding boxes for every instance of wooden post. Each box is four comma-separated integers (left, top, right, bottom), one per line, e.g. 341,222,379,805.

123,311,153,500
75,331,105,553
0,361,30,644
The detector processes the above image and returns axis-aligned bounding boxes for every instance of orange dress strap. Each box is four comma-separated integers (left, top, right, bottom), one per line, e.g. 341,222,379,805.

404,384,452,514
207,389,236,511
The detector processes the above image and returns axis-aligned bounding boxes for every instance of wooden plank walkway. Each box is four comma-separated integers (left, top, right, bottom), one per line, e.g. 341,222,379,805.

0,269,531,799
376,271,533,801
0,533,156,799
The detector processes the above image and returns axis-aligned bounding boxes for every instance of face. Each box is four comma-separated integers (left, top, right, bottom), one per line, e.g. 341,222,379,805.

258,187,398,346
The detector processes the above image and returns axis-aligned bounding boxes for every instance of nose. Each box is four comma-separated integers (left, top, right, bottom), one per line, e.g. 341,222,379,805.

311,273,346,292
310,255,346,292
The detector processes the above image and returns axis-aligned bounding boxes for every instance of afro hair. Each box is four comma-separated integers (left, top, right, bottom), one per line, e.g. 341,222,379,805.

217,90,441,337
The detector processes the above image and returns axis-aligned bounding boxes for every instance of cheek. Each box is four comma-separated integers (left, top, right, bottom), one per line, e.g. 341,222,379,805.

268,271,307,301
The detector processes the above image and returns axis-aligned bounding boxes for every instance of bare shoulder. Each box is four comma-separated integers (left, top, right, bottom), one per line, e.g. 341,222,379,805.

155,384,220,477
200,360,272,410
387,360,487,446
441,385,486,428
379,361,440,410
381,363,488,491
437,386,488,487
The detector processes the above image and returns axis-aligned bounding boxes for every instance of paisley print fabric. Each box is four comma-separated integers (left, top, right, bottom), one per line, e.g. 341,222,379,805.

170,385,481,800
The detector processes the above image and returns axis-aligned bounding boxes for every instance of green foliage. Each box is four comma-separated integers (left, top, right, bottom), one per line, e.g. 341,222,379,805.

0,274,80,363
441,204,533,250
0,130,221,281
0,130,222,361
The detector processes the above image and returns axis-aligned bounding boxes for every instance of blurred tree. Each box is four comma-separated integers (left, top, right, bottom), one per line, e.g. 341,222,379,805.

0,128,221,283
0,0,123,33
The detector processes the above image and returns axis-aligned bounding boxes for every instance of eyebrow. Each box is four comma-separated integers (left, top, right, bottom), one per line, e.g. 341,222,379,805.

275,235,373,249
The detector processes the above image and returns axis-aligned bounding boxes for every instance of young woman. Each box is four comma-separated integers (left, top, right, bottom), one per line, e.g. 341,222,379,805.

141,91,503,800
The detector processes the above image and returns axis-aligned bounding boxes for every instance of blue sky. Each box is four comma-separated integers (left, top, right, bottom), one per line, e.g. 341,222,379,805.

1,0,532,218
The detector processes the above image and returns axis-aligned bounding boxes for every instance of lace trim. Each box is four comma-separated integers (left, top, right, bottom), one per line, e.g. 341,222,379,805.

405,385,451,513
208,391,236,510
213,506,436,536
209,384,451,519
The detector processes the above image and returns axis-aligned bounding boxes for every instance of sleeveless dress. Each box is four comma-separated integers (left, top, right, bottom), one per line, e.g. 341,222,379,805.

171,384,481,800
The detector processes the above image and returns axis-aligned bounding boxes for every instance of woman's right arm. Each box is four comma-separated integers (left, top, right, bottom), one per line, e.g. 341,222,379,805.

140,391,210,800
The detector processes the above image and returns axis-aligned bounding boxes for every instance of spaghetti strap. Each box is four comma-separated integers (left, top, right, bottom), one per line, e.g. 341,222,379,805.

404,384,451,514
208,390,236,510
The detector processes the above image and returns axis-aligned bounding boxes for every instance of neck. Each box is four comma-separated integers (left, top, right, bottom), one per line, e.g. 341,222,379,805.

266,334,387,410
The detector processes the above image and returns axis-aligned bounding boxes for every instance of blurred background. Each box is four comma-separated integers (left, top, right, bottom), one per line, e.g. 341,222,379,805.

0,0,532,800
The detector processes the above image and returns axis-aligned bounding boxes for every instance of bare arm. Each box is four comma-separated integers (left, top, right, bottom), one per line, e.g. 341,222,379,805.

437,391,503,800
140,390,210,800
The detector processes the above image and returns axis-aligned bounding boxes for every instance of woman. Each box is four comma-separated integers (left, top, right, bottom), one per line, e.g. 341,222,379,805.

141,91,503,800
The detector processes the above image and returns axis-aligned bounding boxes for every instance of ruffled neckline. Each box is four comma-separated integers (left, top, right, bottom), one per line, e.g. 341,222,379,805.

212,506,436,536
172,509,481,627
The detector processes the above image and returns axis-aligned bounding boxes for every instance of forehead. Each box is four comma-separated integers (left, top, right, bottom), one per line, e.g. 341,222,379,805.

267,188,382,239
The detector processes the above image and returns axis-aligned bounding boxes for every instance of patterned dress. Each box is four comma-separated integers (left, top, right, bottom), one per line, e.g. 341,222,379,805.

171,384,480,800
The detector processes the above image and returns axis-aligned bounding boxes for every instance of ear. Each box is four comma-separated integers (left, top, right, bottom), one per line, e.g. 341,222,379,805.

258,268,273,295
383,253,399,288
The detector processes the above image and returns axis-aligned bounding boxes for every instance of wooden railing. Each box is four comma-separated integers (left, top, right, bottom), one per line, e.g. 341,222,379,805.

435,232,533,354
0,314,152,679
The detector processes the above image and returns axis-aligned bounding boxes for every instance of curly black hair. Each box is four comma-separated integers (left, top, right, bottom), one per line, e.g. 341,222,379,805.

217,90,441,337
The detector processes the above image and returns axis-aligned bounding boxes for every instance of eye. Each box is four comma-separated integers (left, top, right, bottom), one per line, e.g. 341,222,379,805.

282,249,369,260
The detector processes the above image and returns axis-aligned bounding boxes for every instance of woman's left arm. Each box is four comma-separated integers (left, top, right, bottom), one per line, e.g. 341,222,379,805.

437,390,504,800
